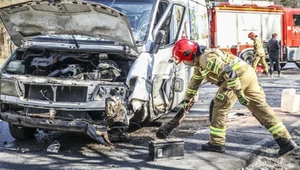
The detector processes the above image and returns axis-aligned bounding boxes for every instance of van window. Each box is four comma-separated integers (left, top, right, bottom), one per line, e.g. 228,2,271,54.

159,5,185,46
293,14,300,26
154,2,169,27
189,3,209,45
88,0,156,43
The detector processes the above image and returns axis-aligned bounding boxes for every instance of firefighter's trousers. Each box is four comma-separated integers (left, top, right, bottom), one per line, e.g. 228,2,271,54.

209,65,291,146
252,56,268,73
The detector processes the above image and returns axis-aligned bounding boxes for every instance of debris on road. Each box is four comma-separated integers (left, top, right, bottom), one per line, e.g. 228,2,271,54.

236,112,249,116
46,141,61,153
0,147,29,153
228,112,251,120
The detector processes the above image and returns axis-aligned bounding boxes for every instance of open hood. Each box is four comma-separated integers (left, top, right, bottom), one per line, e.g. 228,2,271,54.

0,0,138,52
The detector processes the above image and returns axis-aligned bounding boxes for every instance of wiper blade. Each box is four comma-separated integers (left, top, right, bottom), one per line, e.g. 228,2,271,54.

72,35,79,49
110,0,116,7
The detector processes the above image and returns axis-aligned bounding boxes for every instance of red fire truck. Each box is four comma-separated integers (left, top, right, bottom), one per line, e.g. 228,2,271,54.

208,2,300,68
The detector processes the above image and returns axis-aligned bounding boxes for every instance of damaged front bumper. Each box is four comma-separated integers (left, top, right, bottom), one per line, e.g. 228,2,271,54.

0,75,131,146
0,111,114,146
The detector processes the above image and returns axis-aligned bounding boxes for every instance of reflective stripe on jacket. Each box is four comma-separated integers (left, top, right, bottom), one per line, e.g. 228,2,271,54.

185,48,246,100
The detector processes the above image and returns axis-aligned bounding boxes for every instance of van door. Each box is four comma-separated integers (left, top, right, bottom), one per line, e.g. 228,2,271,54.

150,3,186,115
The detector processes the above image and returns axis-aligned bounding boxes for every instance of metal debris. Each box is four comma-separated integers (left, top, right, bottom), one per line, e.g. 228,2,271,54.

236,112,247,116
0,147,29,153
228,112,250,119
86,125,115,148
47,141,61,153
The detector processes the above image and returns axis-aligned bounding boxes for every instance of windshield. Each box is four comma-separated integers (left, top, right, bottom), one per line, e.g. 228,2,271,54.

86,0,155,44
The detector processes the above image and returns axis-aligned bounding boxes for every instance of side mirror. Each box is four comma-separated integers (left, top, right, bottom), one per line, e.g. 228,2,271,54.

149,30,165,54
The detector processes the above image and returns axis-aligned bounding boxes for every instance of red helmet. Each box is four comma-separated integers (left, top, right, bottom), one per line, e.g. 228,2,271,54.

172,39,198,63
248,32,257,39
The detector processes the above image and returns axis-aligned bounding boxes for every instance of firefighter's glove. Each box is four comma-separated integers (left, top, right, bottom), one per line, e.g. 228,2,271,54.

236,89,249,106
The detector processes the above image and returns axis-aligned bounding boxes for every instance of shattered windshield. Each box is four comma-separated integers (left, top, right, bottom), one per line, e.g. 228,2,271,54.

86,0,155,44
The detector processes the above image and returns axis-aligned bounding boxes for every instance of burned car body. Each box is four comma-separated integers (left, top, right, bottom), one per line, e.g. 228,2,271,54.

0,0,209,144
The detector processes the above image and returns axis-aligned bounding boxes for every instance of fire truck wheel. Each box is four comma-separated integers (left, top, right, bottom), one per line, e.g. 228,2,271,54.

241,51,253,65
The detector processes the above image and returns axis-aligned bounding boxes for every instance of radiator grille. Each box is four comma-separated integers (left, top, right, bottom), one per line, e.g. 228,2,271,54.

24,84,87,102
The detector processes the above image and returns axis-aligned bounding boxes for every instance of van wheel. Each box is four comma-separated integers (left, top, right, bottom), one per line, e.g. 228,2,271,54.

8,123,36,140
241,51,254,66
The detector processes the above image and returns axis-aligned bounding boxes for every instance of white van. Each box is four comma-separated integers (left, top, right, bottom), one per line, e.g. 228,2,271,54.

0,0,209,145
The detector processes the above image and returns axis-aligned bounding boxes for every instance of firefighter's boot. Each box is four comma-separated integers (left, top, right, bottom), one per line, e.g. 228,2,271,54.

202,143,225,153
275,138,297,156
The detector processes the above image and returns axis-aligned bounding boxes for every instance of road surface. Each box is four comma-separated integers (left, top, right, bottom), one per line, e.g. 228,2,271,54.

0,64,299,170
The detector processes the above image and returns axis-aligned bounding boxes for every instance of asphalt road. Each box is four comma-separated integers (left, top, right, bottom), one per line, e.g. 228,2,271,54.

0,63,299,170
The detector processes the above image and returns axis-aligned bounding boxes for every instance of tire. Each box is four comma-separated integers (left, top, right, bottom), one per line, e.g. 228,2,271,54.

241,51,254,66
8,123,36,140
295,62,300,69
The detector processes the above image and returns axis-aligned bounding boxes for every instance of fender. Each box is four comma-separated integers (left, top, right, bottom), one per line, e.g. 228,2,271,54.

126,52,153,102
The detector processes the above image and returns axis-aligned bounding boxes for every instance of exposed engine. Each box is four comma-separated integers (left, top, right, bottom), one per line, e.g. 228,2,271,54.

5,49,132,82
3,48,134,143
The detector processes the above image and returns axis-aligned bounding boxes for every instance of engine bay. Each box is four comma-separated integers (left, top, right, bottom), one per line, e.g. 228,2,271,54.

5,48,134,82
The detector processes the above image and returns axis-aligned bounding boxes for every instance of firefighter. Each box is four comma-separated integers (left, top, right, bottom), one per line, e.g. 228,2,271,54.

267,33,281,77
248,32,269,75
156,39,296,156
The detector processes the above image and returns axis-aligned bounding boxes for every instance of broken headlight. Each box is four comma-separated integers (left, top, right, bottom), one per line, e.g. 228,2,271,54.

93,85,127,101
0,79,18,96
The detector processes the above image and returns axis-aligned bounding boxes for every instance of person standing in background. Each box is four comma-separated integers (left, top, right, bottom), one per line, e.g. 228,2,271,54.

248,32,269,76
267,33,281,77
